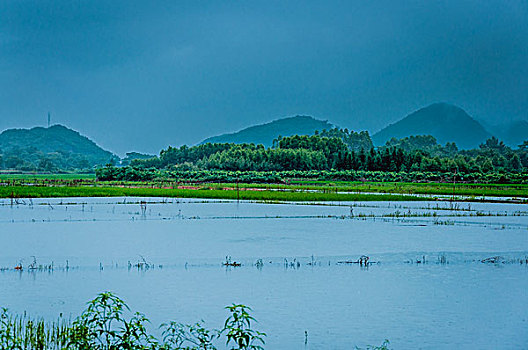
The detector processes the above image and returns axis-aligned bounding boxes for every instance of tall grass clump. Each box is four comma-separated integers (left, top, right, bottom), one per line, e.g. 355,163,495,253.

0,307,71,349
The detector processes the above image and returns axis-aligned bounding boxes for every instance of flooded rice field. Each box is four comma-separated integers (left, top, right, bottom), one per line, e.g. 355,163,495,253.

0,197,527,349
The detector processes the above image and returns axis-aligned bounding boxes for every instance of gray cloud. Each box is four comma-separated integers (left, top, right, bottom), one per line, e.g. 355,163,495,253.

1,0,527,155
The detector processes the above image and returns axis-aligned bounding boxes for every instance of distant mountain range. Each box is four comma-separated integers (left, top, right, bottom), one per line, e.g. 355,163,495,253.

201,104,527,150
201,115,334,147
1,104,526,171
372,103,492,149
0,125,116,168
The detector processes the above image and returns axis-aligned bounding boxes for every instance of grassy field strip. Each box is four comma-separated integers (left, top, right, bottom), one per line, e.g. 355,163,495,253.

2,176,527,198
229,181,528,197
1,185,527,203
0,186,430,202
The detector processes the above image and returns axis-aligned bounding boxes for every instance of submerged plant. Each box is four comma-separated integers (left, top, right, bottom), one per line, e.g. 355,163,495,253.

356,339,391,350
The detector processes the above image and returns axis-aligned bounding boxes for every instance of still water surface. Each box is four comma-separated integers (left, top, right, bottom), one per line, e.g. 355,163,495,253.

0,197,526,349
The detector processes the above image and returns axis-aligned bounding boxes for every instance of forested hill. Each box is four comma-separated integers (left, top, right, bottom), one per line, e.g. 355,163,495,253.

0,125,117,171
201,115,334,147
372,103,491,149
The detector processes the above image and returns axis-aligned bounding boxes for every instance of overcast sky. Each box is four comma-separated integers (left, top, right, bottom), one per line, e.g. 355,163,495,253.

1,0,527,155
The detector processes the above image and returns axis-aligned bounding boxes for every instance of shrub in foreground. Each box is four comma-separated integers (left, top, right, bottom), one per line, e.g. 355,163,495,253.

0,291,265,350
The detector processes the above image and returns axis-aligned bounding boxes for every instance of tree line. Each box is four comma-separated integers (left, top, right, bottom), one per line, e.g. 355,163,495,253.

125,131,527,173
96,129,528,182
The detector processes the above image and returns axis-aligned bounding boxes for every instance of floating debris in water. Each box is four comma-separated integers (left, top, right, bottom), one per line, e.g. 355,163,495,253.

337,255,378,266
223,256,241,267
481,256,503,264
129,255,155,270
255,259,264,269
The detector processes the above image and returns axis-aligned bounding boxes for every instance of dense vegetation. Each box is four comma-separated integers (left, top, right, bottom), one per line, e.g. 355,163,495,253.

317,128,373,151
94,168,528,187
97,131,528,184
